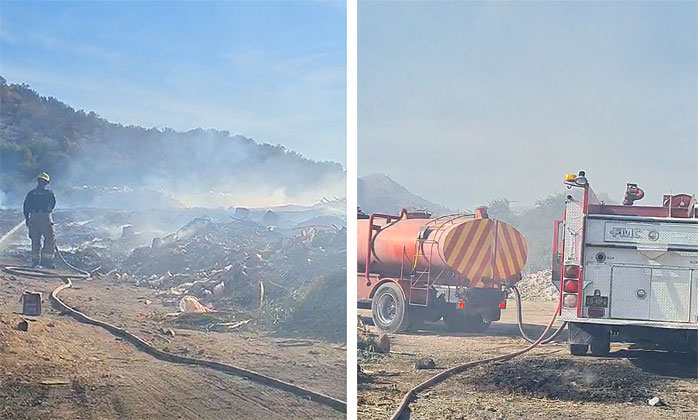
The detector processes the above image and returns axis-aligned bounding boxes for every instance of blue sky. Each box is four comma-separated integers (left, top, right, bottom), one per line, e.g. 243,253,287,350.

1,1,346,164
359,1,697,209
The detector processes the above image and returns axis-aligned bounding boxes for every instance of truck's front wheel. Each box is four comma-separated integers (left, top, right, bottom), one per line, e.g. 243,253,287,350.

372,282,409,333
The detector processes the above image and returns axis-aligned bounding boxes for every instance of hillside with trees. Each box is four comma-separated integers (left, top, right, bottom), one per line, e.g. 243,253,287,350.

0,77,345,208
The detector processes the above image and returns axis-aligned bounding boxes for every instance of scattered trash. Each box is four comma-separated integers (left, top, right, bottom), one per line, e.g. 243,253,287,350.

207,319,250,332
155,327,174,337
212,281,225,297
415,357,437,369
648,396,665,406
39,378,71,386
16,319,29,332
276,339,315,347
358,315,390,353
179,296,211,313
377,334,391,353
21,291,42,316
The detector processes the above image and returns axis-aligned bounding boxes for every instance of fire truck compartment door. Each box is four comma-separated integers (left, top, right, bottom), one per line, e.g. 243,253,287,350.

649,268,692,323
610,266,651,320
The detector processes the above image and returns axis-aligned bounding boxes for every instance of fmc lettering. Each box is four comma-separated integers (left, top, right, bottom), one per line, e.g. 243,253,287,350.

609,227,642,239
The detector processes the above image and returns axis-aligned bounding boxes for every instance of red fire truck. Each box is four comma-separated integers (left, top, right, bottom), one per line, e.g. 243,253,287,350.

554,171,698,356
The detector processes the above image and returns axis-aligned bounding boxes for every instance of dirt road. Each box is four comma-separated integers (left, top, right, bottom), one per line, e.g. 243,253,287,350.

0,266,345,420
358,302,697,419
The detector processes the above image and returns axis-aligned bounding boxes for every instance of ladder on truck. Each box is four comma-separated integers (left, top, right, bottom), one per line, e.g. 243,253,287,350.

406,214,470,306
408,237,437,306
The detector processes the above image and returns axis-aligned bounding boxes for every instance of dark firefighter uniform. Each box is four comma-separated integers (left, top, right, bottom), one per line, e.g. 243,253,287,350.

23,174,56,267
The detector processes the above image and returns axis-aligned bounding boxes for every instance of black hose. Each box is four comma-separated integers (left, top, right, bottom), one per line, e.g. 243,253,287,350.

48,276,346,413
389,290,563,420
3,243,91,279
54,245,92,277
505,283,567,344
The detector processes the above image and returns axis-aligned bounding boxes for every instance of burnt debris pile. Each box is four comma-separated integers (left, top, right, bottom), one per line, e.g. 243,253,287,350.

121,217,347,339
0,209,346,340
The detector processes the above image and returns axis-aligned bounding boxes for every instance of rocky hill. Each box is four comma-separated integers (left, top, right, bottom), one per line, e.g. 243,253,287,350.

358,173,450,216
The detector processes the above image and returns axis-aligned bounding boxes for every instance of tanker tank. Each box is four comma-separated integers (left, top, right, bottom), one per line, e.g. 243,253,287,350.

358,209,527,288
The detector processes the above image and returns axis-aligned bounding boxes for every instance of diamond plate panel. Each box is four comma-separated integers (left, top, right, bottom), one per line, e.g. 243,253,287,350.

649,268,692,323
564,200,584,264
610,266,650,320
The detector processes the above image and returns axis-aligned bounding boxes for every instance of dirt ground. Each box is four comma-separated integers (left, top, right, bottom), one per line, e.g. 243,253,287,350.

358,303,698,420
0,261,345,420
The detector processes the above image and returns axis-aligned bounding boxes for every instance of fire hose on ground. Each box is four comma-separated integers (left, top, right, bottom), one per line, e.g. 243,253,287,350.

506,283,568,344
2,235,346,414
388,284,566,420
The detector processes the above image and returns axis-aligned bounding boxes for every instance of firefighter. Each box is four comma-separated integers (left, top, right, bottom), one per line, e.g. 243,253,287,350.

23,172,56,268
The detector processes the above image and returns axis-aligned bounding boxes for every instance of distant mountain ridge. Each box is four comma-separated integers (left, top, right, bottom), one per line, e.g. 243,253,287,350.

0,77,345,208
358,173,450,215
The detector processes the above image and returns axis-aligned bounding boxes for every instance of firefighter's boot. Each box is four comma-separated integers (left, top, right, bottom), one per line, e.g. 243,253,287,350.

32,213,56,269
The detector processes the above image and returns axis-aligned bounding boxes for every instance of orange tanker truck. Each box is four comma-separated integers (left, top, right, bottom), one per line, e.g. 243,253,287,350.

358,207,528,333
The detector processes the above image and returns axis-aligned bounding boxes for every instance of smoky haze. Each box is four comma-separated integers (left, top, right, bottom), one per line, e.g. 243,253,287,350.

0,80,346,209
359,1,697,209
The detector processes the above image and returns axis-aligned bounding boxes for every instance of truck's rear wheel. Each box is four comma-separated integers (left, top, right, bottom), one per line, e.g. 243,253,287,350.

569,343,589,356
372,282,409,333
443,309,491,333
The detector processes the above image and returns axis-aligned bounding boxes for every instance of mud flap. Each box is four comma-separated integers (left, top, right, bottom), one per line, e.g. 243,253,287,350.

568,322,607,345
465,288,503,322
484,306,501,322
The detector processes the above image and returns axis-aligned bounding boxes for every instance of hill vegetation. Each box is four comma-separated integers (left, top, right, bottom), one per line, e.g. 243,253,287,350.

0,77,345,208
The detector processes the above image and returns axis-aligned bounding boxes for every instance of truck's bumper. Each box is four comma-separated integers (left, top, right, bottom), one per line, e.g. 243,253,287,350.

559,316,698,330
568,320,697,351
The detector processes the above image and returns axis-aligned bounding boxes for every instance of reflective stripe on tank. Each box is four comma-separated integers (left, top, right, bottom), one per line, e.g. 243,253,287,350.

442,220,527,281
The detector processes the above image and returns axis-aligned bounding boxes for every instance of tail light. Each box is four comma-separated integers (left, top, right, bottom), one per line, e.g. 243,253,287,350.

563,279,578,293
561,264,582,312
564,264,580,279
563,294,577,307
499,301,507,309
588,307,605,318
